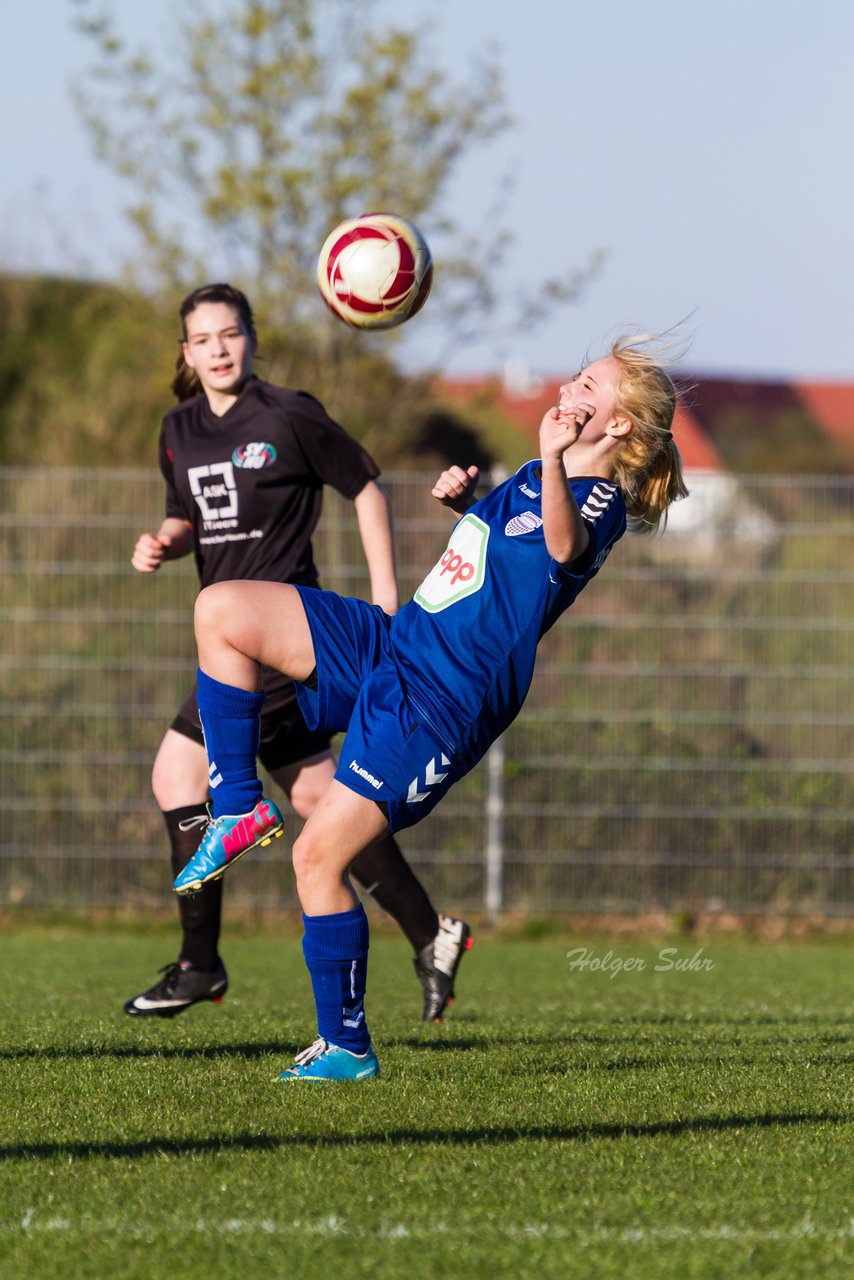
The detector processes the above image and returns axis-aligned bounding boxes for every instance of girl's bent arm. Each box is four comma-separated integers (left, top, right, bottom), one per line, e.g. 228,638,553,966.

539,407,592,566
353,479,399,615
431,465,480,515
539,455,589,565
131,518,194,573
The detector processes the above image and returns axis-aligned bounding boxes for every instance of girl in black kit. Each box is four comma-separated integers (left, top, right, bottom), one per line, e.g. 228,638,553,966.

124,283,470,1021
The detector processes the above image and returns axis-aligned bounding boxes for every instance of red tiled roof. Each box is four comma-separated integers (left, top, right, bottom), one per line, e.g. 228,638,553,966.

670,404,723,470
796,383,854,449
438,374,854,472
438,377,724,470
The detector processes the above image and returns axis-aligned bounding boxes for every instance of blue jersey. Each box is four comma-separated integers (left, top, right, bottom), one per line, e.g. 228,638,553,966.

389,461,626,770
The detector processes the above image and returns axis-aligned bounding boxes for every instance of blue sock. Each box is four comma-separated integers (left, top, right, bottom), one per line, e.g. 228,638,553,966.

302,904,371,1054
196,668,265,819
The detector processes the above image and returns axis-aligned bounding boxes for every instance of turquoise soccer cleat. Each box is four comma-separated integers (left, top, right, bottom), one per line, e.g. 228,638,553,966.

173,798,284,895
277,1038,380,1082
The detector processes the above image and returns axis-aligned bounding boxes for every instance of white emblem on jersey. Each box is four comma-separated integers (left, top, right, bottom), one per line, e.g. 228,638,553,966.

580,481,618,524
505,510,543,537
407,754,452,804
188,461,238,521
519,483,539,498
414,514,489,614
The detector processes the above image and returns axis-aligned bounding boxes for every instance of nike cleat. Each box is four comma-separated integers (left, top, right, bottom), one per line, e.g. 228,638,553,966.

277,1038,380,1082
415,913,473,1022
173,798,284,895
123,958,228,1018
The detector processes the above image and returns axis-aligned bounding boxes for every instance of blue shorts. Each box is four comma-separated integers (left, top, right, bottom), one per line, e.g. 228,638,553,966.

293,587,464,833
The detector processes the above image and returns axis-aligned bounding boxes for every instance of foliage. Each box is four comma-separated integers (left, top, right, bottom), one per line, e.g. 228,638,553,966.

0,272,531,467
70,0,598,367
0,274,174,466
708,406,850,475
5,1,599,465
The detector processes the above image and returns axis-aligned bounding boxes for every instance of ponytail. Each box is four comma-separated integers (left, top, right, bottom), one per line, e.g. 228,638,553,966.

171,350,202,402
609,333,689,533
618,433,688,533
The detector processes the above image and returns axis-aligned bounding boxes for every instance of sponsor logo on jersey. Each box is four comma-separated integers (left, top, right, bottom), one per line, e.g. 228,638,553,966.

232,441,278,469
414,514,489,613
505,510,543,537
188,461,238,524
518,483,539,498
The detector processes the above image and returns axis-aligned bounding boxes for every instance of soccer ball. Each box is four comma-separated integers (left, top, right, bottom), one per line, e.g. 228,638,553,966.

316,212,433,330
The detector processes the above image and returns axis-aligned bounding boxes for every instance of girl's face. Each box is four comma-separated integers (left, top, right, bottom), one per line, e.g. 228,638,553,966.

558,356,626,442
181,301,256,398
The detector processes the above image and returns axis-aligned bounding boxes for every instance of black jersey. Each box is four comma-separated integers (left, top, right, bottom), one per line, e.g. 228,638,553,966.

158,378,380,588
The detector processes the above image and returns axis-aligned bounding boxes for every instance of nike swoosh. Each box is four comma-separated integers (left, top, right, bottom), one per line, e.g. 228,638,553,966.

132,988,224,1009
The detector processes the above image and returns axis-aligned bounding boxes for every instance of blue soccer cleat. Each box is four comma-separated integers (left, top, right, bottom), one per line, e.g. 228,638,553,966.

277,1038,380,1082
173,798,284,895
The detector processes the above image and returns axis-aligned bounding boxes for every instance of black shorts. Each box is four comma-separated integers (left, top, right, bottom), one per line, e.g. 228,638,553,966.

171,664,334,772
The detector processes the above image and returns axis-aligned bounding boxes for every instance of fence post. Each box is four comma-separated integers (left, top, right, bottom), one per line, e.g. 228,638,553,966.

482,464,508,925
484,734,505,923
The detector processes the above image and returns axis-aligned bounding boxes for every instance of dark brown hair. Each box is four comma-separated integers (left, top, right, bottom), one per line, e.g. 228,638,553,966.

171,283,257,401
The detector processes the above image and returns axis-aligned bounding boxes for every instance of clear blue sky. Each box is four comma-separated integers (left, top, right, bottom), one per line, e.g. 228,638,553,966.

3,0,853,381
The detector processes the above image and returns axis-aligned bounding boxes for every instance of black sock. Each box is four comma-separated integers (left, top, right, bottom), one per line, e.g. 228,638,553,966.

165,803,222,972
351,834,439,953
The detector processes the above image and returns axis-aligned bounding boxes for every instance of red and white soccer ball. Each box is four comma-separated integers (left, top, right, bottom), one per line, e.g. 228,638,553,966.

316,212,433,330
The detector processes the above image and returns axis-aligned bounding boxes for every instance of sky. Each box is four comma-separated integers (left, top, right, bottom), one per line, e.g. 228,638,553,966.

3,0,854,382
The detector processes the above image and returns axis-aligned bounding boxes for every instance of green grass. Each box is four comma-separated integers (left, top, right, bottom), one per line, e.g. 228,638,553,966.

1,927,852,1279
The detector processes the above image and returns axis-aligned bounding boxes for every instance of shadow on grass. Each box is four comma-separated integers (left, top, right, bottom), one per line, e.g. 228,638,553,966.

2,1037,851,1070
0,1042,299,1062
612,1013,854,1028
1,1112,850,1162
0,1038,482,1061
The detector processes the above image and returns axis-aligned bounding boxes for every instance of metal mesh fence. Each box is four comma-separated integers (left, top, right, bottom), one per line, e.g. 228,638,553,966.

1,466,851,916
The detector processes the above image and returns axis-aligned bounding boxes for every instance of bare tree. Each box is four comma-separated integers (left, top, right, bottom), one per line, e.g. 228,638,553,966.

72,1,598,356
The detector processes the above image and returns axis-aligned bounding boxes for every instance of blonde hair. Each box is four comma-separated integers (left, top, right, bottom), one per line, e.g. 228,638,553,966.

608,332,690,532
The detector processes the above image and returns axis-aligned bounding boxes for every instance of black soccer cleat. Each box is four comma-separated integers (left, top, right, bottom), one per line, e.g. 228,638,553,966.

123,958,228,1018
414,913,473,1022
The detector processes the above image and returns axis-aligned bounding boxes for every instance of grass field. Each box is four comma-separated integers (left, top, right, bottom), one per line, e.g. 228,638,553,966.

1,923,851,1279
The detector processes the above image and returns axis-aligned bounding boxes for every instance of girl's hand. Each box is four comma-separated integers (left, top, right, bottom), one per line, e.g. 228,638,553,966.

131,531,171,574
539,403,594,461
431,464,480,513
